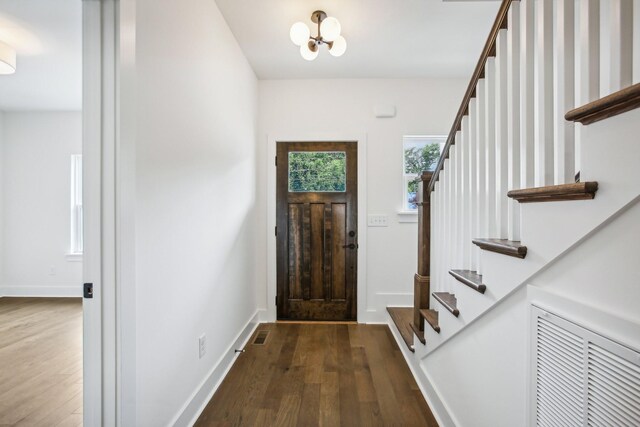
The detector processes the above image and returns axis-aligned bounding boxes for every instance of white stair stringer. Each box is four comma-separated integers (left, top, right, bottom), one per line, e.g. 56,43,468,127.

419,107,640,356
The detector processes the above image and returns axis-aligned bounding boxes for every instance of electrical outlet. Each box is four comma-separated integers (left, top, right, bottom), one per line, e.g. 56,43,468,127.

367,214,388,227
48,266,56,276
198,334,206,359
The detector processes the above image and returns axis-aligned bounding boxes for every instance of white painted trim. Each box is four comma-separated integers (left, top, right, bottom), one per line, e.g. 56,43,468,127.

65,253,83,262
0,285,82,297
82,2,105,425
170,310,261,427
397,210,419,223
385,311,456,427
266,133,369,322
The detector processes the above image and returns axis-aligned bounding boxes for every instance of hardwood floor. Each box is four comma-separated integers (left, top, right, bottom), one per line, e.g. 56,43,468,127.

196,323,438,426
0,297,83,427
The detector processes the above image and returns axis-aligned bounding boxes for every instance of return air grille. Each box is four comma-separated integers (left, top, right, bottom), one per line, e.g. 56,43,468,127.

252,330,269,345
532,306,640,427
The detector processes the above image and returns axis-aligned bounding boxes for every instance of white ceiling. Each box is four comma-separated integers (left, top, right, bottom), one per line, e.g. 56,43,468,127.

0,0,81,111
215,0,501,79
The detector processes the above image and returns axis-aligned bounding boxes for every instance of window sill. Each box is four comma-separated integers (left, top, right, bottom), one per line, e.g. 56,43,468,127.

397,210,418,223
66,253,83,262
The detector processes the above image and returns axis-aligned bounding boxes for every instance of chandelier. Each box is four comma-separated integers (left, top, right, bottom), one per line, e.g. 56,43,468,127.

289,10,347,61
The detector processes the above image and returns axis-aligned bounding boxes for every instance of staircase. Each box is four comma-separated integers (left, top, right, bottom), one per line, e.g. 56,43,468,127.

387,0,640,425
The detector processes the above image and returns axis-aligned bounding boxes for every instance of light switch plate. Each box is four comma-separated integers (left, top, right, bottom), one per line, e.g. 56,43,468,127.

367,214,388,227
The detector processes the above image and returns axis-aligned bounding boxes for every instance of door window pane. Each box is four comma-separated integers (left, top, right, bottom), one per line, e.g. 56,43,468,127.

288,151,346,192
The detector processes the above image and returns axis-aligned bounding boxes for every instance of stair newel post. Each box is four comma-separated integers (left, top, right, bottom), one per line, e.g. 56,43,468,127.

413,171,433,332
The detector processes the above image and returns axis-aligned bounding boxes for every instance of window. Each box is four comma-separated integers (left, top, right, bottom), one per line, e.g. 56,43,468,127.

288,151,346,192
69,154,83,257
403,136,445,211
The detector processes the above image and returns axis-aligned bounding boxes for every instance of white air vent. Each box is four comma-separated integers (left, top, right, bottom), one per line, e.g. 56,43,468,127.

532,307,640,427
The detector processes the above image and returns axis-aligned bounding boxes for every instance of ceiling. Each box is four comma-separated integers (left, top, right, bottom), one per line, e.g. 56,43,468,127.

215,0,501,79
0,0,81,111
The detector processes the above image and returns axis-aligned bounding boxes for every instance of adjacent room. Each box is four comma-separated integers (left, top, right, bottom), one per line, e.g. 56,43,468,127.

0,1,83,425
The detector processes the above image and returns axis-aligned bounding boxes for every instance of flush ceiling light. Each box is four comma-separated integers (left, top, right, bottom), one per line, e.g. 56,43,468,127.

0,40,16,74
290,10,347,61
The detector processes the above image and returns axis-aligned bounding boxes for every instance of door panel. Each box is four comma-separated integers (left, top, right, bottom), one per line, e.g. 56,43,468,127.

276,141,357,320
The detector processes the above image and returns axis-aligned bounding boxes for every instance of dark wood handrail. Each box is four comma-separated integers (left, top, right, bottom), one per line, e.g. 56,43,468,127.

428,0,515,193
565,82,640,125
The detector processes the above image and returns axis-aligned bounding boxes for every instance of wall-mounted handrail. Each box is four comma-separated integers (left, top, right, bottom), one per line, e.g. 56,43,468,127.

428,0,515,193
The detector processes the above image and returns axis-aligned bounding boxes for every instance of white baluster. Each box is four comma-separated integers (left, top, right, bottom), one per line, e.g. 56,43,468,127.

495,29,509,239
461,116,471,270
608,0,633,93
449,145,458,284
431,184,438,291
508,1,521,241
554,0,576,185
475,81,486,274
440,157,451,291
520,0,535,189
455,131,464,269
577,0,600,176
468,98,478,272
485,57,498,241
534,0,554,187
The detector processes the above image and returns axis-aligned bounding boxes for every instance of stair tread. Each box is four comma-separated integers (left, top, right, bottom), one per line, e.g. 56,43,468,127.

433,292,460,317
507,182,598,203
449,270,487,294
565,81,640,125
387,307,415,352
472,238,527,259
419,309,440,333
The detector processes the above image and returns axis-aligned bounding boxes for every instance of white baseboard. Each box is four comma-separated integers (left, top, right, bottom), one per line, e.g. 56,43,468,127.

386,310,456,427
170,310,261,427
0,284,82,298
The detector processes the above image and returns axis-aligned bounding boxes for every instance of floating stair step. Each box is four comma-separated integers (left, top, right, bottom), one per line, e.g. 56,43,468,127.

409,322,426,345
507,182,598,203
565,81,640,125
419,309,440,333
433,292,460,317
472,238,527,259
449,270,486,294
386,307,415,352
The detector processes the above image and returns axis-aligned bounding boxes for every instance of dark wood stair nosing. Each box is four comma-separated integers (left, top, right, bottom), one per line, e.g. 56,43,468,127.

472,238,527,259
419,309,440,333
409,322,426,345
565,82,640,125
449,269,487,294
386,307,415,352
432,292,460,317
507,182,598,203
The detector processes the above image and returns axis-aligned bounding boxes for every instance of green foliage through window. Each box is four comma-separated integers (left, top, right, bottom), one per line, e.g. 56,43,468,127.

403,139,444,210
288,152,346,192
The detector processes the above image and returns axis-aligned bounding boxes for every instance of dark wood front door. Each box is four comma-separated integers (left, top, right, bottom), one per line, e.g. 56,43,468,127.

276,141,357,321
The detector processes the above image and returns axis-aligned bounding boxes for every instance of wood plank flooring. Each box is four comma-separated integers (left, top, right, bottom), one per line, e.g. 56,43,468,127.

196,323,438,426
0,297,83,427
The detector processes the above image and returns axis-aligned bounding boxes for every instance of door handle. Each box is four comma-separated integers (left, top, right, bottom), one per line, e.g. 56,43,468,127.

342,243,357,249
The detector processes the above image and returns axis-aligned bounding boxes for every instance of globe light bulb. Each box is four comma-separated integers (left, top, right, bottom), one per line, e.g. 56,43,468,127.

290,22,310,46
300,42,319,61
329,36,347,57
320,17,341,42
0,41,16,75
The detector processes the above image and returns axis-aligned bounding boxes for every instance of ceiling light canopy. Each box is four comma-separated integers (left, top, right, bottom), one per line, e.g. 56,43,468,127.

290,10,347,61
0,41,16,74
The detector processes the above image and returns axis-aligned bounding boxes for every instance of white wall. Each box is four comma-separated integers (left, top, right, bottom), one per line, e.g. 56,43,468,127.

0,112,82,297
133,0,259,425
257,79,466,320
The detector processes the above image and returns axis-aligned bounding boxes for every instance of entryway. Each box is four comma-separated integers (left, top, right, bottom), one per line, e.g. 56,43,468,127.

276,141,357,321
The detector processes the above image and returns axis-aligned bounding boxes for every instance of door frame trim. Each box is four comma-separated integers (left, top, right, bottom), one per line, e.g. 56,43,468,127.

266,134,369,323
